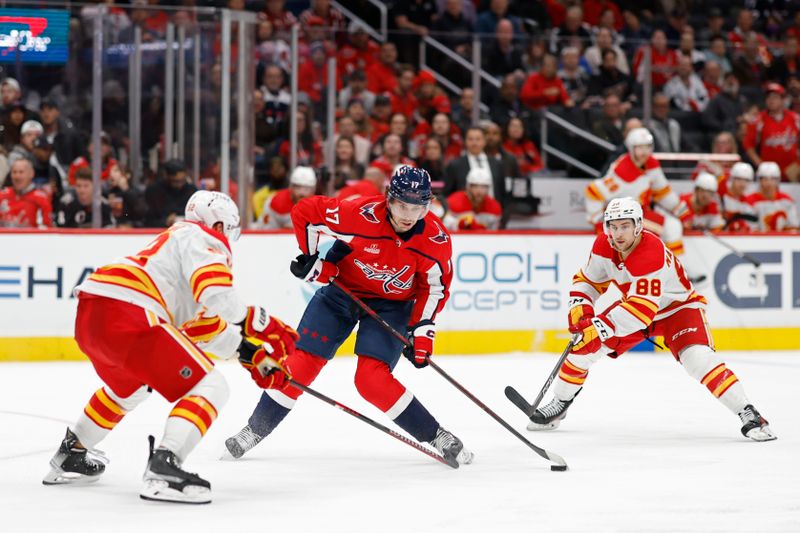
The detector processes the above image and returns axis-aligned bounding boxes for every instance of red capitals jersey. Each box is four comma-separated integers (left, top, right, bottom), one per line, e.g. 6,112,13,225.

292,195,453,324
744,110,800,177
679,192,724,230
337,42,380,78
0,186,52,228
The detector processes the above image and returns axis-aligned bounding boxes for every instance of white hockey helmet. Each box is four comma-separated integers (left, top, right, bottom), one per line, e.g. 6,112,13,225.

466,167,492,187
185,190,241,242
604,197,643,236
624,127,654,152
694,171,718,192
289,165,317,188
730,162,754,181
756,161,781,180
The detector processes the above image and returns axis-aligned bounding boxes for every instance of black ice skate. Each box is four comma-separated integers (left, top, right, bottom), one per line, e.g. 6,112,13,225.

222,424,264,460
430,427,474,467
738,404,777,442
42,428,107,486
140,436,211,504
526,396,575,431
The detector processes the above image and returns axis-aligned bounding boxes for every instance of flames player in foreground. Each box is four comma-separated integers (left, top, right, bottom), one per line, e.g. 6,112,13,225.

224,166,474,466
42,191,298,503
527,197,776,442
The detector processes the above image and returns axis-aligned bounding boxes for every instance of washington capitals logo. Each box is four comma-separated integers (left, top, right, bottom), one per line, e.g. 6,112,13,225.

354,259,414,294
359,202,380,224
429,221,449,244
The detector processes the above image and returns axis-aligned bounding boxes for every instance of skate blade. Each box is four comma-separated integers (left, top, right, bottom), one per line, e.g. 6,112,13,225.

746,425,777,442
526,419,562,431
42,466,102,486
219,447,238,461
140,479,211,504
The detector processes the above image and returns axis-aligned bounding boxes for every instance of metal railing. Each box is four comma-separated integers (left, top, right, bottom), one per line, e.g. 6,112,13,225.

332,0,386,42
540,111,616,178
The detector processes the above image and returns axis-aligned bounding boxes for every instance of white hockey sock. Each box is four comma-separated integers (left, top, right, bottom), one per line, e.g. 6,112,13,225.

679,345,749,416
73,385,151,449
552,348,607,402
159,369,229,462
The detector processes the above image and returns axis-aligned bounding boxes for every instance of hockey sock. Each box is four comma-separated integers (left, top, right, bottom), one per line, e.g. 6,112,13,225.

248,349,327,436
160,369,229,462
680,345,749,414
552,350,605,402
354,356,439,442
73,385,151,449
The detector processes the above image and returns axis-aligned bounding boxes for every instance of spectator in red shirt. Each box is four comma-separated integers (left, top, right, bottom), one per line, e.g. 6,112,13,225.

520,54,574,110
372,113,411,160
372,133,415,170
278,109,323,169
728,9,770,63
443,167,503,230
366,42,399,95
390,66,418,120
299,0,346,40
262,0,297,41
503,117,543,176
369,95,392,143
412,112,463,164
414,70,452,120
583,0,623,31
337,22,380,79
0,158,51,228
298,42,340,104
744,83,800,181
68,132,118,187
702,60,723,100
633,29,678,91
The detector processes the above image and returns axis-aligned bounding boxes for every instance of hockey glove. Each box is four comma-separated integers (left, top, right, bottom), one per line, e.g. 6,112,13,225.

570,316,615,356
237,339,292,390
403,320,435,368
241,306,299,352
290,253,339,286
567,294,595,331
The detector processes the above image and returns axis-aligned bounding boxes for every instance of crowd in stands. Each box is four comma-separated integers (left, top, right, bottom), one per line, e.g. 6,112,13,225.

0,0,797,232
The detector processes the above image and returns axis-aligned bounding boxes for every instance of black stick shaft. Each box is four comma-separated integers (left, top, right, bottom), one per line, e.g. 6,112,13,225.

703,230,761,267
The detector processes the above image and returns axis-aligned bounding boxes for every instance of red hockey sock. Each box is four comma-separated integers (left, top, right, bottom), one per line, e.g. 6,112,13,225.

353,355,407,413
283,349,328,400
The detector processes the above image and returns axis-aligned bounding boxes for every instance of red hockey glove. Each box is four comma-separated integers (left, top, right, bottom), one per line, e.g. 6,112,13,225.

567,294,595,331
241,306,299,351
237,339,292,390
570,316,615,356
457,215,486,230
290,253,338,285
403,320,435,368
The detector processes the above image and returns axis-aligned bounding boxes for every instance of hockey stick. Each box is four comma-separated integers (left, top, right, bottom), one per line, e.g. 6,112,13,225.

287,379,458,469
702,230,761,267
330,279,569,470
504,337,576,418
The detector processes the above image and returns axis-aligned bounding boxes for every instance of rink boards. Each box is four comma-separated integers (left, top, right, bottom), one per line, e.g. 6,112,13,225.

1,230,798,359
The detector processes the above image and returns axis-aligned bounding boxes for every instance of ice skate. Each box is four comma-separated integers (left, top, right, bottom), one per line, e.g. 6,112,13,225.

223,424,264,460
42,428,107,486
738,404,777,442
140,437,211,504
527,396,574,431
430,427,474,467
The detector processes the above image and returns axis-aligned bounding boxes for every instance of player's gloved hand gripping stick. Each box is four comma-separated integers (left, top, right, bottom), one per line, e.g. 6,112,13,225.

329,279,569,471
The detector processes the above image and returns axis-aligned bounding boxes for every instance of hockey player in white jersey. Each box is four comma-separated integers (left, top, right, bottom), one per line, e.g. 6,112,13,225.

42,190,299,503
527,197,776,442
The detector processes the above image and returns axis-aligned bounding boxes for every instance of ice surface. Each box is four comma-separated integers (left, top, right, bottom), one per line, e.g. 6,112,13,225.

2,352,798,533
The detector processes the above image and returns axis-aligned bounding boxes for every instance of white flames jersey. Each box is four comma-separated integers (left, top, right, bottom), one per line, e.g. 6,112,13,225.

75,221,246,357
748,191,799,231
571,231,706,338
586,153,685,226
720,192,756,232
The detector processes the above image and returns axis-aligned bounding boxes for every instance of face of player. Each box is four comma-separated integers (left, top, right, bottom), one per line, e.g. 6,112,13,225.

468,183,489,205
75,178,93,206
607,219,638,254
695,188,715,207
631,144,652,165
759,176,779,197
388,198,427,233
730,177,749,197
290,184,315,203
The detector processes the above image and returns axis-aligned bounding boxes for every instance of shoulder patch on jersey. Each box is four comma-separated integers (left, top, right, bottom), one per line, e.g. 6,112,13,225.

625,232,665,276
428,219,449,244
359,201,381,224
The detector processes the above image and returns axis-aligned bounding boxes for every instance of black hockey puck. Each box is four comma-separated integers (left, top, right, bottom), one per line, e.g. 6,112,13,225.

550,464,568,471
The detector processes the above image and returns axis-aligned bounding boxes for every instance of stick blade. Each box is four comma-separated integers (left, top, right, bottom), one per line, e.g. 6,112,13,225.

504,386,535,417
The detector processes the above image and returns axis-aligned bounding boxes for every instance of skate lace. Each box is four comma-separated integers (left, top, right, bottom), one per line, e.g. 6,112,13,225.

539,398,566,418
738,405,757,425
234,426,263,450
431,428,457,452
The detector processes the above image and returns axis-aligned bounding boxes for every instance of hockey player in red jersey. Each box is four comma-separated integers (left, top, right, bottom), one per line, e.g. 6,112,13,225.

680,172,724,231
585,128,707,282
720,162,757,232
42,191,298,503
527,197,776,442
224,166,474,466
750,161,799,231
443,168,503,231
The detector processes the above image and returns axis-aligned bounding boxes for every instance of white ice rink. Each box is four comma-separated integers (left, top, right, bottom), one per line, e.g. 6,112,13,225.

2,351,798,533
